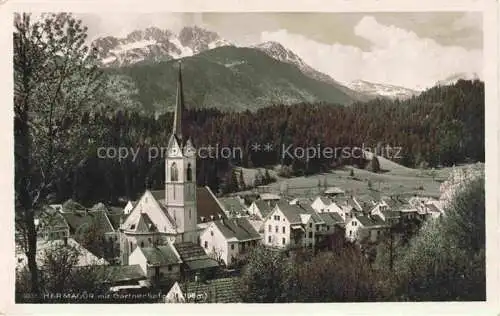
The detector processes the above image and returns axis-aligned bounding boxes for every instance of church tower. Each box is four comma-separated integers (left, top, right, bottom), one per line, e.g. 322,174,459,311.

165,63,198,243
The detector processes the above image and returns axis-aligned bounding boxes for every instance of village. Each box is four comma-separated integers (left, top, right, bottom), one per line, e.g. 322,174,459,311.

15,65,451,304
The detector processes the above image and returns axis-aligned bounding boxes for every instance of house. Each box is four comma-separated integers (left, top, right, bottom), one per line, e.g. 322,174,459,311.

399,208,419,220
173,242,220,281
16,237,108,272
36,207,70,241
200,217,261,267
128,242,182,284
219,197,248,218
247,200,274,220
165,277,242,303
345,214,388,242
263,202,324,249
370,207,401,226
62,209,118,242
318,212,345,234
310,196,333,213
123,201,137,215
95,264,148,287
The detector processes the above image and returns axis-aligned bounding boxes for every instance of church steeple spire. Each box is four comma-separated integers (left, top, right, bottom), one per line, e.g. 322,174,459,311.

172,61,184,141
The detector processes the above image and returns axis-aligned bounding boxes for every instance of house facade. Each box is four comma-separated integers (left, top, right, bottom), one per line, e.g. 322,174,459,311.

200,218,261,266
263,202,324,249
128,242,182,284
345,214,387,242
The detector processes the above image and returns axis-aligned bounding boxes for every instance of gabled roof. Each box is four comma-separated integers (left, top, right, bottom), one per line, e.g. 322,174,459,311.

213,218,261,242
139,244,182,266
179,277,242,303
354,215,387,228
219,197,247,216
317,196,333,206
197,186,227,223
427,204,443,214
380,211,401,219
174,242,211,262
319,212,344,225
95,264,147,284
275,202,303,224
135,213,158,233
253,200,273,218
296,204,324,224
62,210,115,235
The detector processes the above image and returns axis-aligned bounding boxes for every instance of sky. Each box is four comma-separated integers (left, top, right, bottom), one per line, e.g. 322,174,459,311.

78,12,482,90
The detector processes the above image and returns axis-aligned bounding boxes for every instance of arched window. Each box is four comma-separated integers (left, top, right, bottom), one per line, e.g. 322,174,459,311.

170,162,178,181
187,163,193,181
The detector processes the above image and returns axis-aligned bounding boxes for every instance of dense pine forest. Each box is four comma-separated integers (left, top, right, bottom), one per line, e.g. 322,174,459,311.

57,79,483,206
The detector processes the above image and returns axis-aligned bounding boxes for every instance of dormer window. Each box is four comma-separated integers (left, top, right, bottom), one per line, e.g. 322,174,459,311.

171,162,178,181
187,163,193,181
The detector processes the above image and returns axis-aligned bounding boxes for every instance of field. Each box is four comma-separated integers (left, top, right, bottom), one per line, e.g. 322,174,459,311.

237,156,471,203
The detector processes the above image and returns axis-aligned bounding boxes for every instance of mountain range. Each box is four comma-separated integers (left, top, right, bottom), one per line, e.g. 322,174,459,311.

92,26,476,113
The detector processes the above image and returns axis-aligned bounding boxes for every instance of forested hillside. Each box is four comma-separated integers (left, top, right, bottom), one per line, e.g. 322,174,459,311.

56,79,483,205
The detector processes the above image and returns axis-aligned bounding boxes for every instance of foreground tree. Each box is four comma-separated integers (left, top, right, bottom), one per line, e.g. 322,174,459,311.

14,13,105,298
394,172,485,301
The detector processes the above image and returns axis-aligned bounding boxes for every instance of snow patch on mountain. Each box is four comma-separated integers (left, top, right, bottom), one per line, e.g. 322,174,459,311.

436,72,480,86
346,80,419,100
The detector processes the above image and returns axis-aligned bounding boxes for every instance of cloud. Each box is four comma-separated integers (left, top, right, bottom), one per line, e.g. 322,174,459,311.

258,16,482,90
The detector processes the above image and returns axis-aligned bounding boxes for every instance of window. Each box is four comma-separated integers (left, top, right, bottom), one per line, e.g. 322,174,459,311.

282,238,286,245
204,241,208,249
353,221,357,226
148,238,152,244
210,230,214,236
170,162,178,181
308,232,312,238
309,223,312,228
268,236,271,243
275,226,279,233
277,215,280,221
349,230,352,236
268,225,272,233
168,265,172,271
140,241,145,248
189,209,192,220
187,163,193,181
282,226,286,234
231,244,235,250
326,225,330,230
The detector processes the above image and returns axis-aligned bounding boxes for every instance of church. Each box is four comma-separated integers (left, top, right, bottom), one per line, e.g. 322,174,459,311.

119,64,227,265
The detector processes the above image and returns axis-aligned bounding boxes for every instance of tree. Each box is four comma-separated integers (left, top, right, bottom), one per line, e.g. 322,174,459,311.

393,173,485,301
240,246,296,302
14,13,105,297
238,169,245,191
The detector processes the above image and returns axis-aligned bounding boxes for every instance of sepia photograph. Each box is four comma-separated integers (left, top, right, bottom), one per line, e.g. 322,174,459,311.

12,10,487,305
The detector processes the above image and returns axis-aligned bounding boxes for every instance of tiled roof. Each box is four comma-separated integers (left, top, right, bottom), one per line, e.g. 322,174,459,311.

318,196,333,205
381,211,401,219
275,202,303,224
174,242,211,262
319,212,344,225
39,209,69,230
296,204,324,224
181,277,242,303
355,215,387,228
62,210,115,235
253,200,273,218
219,197,247,215
197,186,227,223
140,244,182,266
213,218,261,241
96,264,147,284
